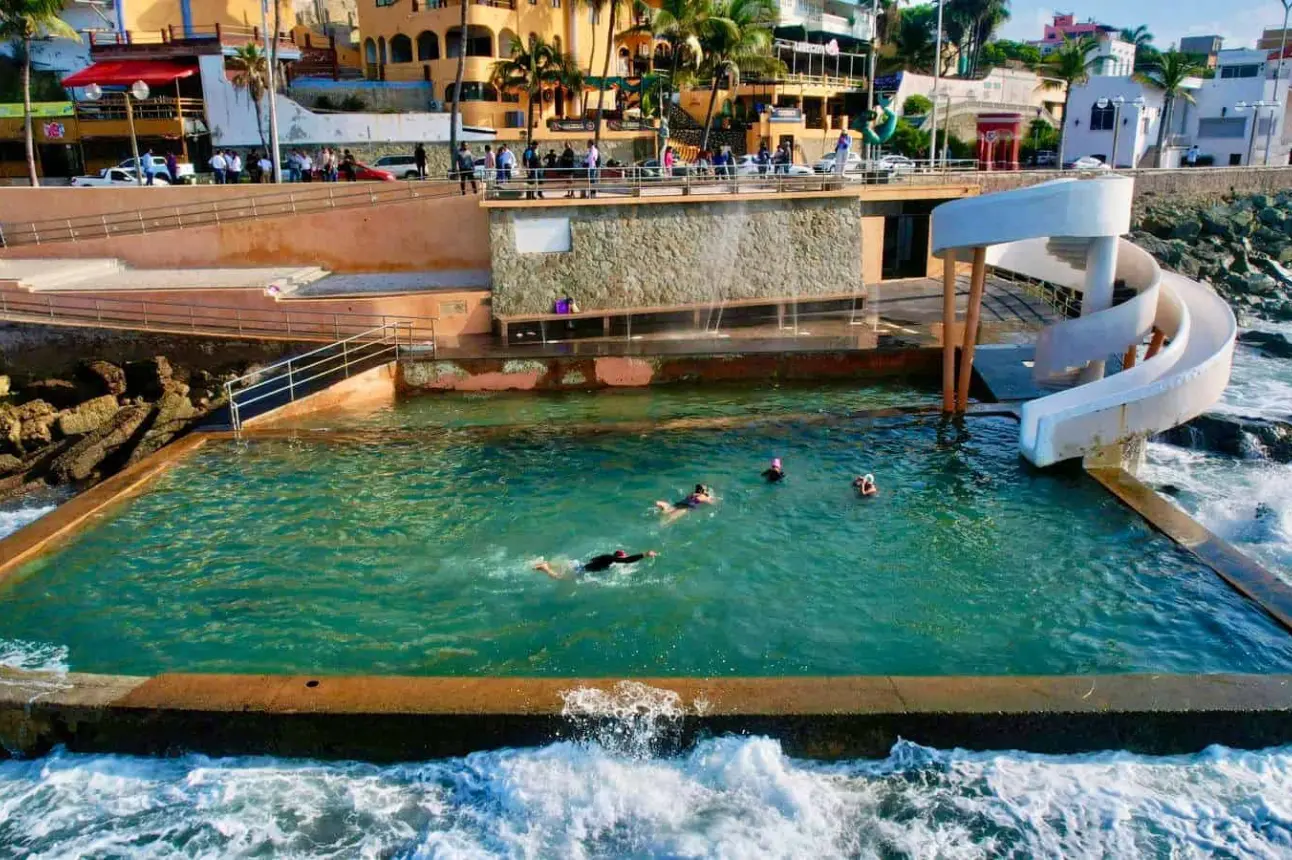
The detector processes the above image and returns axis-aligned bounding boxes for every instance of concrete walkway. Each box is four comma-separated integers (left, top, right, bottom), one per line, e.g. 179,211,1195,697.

286,269,490,298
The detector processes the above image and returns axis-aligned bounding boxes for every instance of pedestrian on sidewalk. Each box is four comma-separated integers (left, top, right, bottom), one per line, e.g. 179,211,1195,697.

209,150,227,184
456,142,478,194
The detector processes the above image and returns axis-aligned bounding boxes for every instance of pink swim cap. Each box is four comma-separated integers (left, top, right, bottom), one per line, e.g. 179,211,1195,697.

772,458,782,469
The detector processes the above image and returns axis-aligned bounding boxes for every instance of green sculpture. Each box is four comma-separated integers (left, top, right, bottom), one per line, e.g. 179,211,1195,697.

857,95,898,145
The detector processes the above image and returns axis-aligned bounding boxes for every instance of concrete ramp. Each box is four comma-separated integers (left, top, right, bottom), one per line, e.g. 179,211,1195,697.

0,258,126,290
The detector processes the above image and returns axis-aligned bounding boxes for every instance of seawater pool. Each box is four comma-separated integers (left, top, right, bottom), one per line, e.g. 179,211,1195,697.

2,385,1291,679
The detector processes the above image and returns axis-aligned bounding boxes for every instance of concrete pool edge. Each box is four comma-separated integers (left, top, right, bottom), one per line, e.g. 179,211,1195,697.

2,670,1291,761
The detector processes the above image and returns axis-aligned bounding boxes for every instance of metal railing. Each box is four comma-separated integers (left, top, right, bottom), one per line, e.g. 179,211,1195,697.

0,289,438,345
0,179,462,247
74,95,205,121
224,321,412,431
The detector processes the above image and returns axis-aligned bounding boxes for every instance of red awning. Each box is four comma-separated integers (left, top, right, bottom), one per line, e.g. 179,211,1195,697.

62,60,198,88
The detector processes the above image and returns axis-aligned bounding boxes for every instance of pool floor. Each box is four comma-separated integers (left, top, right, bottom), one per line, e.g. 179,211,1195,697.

3,387,1290,680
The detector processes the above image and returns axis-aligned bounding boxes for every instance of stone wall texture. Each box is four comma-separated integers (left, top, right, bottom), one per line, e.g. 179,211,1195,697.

489,196,862,315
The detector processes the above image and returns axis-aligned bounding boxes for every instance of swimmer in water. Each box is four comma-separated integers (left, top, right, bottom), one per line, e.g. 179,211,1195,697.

761,458,786,483
533,548,658,580
654,483,715,523
853,473,878,497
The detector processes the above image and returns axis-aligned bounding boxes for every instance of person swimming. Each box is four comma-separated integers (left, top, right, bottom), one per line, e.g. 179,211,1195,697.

533,548,657,580
655,484,715,522
853,473,878,497
761,458,785,483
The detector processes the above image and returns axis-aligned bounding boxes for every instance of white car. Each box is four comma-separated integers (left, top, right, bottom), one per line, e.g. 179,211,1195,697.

875,154,916,174
813,151,865,174
117,155,195,180
70,167,170,187
1066,155,1110,171
733,154,813,176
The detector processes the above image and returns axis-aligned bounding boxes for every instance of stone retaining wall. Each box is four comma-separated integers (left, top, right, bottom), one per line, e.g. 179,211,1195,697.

489,195,862,315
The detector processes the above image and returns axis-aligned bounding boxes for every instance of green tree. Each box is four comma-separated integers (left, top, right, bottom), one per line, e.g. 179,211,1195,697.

902,93,933,115
228,43,270,153
591,0,623,151
889,4,937,72
1135,49,1202,167
641,0,716,122
946,0,1008,77
695,0,781,153
0,0,77,186
1043,35,1100,166
888,117,929,157
490,34,570,138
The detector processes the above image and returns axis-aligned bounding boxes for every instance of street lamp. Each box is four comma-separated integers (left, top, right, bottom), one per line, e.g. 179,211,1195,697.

83,80,150,186
1236,100,1281,165
1097,94,1146,169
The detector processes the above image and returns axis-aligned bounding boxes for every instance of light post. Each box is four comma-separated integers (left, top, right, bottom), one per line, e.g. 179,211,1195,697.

84,80,150,186
260,0,283,181
1265,0,1292,165
929,0,944,170
865,0,878,161
1237,100,1281,165
1098,94,1146,169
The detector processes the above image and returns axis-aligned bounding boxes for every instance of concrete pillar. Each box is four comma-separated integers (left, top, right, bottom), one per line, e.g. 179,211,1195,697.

1083,434,1146,475
941,248,957,413
1079,234,1119,383
955,246,987,412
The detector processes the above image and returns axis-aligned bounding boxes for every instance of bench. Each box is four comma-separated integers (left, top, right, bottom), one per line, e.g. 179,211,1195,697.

496,291,868,345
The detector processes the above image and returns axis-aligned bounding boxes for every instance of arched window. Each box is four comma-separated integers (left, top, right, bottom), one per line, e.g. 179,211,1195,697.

389,33,413,63
499,28,520,56
377,36,388,64
364,38,377,63
416,31,439,60
1090,101,1114,131
446,25,495,58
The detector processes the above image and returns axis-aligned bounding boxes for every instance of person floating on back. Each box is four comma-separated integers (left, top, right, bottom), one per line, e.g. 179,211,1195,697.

533,548,658,580
761,458,786,483
853,473,878,497
655,484,715,522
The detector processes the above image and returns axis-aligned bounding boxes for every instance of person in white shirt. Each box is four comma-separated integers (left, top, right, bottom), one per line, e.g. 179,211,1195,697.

834,131,851,176
227,151,243,184
258,155,273,182
496,144,516,182
208,151,227,184
583,139,599,198
300,151,314,182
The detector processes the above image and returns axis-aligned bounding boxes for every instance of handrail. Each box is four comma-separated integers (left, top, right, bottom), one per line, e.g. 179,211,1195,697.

0,179,463,247
224,321,413,431
0,289,438,345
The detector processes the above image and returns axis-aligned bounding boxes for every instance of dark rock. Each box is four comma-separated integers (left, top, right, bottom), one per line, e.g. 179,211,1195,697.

15,400,58,452
1200,207,1234,238
1260,206,1284,226
1155,413,1292,462
49,405,150,483
0,454,22,477
55,394,120,437
124,356,174,400
21,379,83,409
1238,330,1292,358
76,360,127,397
1169,219,1202,241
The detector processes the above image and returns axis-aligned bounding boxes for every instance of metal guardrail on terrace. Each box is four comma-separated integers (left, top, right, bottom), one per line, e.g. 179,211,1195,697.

0,180,463,248
224,321,412,431
0,289,438,346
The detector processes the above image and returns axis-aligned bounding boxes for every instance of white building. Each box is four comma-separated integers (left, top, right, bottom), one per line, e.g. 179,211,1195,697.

1185,48,1292,166
1088,36,1135,77
1060,76,1176,167
884,66,1064,136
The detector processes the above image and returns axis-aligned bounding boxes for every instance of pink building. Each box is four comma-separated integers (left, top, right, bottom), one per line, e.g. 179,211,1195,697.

1034,13,1114,54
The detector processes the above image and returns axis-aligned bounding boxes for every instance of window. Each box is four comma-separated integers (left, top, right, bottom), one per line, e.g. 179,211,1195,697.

389,34,413,63
551,0,560,7
1220,64,1260,79
1198,116,1247,139
1089,102,1114,131
416,31,439,61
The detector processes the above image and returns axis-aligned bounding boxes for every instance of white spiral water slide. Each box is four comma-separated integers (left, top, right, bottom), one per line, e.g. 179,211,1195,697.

931,175,1236,467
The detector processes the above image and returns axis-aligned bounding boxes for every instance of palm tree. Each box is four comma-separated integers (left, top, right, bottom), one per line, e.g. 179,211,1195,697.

448,0,468,167
646,0,717,116
1120,25,1153,51
490,34,567,139
1043,35,1100,166
0,0,77,187
228,43,270,153
888,4,937,73
946,0,1007,77
557,49,587,116
592,0,620,150
695,0,781,153
1135,50,1203,167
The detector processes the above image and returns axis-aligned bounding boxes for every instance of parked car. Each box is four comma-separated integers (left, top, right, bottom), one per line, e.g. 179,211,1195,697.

71,168,169,187
636,159,694,179
874,154,916,174
347,162,397,182
1065,155,1110,171
1034,150,1058,167
373,154,422,179
733,154,813,176
812,151,865,174
117,155,195,181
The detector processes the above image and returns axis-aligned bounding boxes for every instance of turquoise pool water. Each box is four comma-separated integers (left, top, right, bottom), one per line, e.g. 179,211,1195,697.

3,397,1289,678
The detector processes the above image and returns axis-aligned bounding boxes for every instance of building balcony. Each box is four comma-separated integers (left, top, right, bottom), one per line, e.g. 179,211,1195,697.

88,25,301,61
777,0,874,41
71,95,206,139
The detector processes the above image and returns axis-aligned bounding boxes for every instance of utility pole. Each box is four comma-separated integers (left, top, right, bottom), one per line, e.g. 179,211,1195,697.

261,0,283,181
929,0,944,168
1265,0,1292,166
865,0,879,161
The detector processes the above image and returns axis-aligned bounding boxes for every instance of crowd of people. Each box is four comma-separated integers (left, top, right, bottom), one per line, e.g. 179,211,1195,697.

532,457,879,580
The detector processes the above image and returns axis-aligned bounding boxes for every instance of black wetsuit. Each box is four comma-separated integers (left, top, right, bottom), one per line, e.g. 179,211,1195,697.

761,468,785,483
582,553,645,572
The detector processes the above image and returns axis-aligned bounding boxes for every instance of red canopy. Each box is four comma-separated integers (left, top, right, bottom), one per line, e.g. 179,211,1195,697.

62,60,198,88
